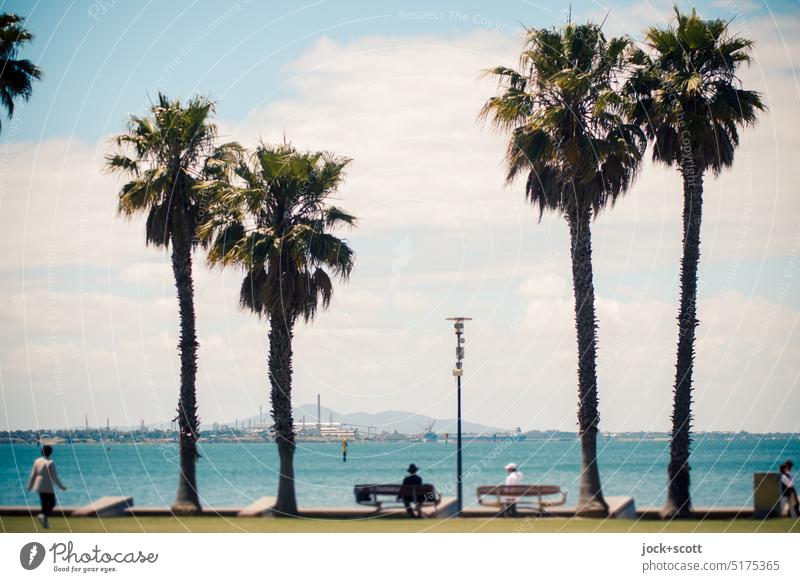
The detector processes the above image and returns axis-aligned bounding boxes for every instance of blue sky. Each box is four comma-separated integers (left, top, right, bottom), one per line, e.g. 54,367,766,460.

6,0,797,143
1,0,798,433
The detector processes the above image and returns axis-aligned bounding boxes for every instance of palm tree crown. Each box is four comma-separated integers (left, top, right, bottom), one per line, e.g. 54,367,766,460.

202,143,356,320
106,93,240,246
0,13,42,132
480,23,646,218
626,7,764,174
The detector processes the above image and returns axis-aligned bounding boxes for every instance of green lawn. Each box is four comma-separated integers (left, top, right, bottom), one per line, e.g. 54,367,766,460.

2,516,798,533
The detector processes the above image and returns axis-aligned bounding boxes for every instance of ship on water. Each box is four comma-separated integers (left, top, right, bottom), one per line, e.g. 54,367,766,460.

413,420,439,443
463,427,527,442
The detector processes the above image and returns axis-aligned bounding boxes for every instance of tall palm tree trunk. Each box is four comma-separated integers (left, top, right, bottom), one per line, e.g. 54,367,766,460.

269,311,298,517
662,169,704,518
567,205,608,516
170,236,201,513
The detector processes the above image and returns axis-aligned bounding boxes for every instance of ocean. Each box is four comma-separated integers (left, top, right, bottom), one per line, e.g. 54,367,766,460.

2,436,797,509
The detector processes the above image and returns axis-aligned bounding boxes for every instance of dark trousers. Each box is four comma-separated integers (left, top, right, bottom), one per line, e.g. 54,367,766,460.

784,487,799,516
39,492,56,517
501,502,519,516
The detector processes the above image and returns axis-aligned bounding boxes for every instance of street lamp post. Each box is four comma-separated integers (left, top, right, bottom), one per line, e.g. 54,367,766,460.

446,316,471,516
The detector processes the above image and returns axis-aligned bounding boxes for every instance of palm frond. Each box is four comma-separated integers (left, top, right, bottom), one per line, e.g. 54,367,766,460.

0,13,41,125
624,6,765,174
107,92,220,248
203,141,357,322
323,205,358,229
481,21,645,218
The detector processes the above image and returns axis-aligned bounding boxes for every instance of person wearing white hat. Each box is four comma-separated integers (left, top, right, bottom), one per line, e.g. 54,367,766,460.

503,462,523,515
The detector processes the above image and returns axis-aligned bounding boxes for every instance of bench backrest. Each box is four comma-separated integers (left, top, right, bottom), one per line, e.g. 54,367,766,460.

354,483,439,502
477,485,562,497
397,484,437,499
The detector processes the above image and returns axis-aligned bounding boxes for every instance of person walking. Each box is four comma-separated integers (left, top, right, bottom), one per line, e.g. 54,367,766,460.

401,463,423,518
780,460,799,517
27,445,67,528
503,462,523,516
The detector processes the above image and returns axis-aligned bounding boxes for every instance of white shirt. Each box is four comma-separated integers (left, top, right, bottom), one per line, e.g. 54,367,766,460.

27,457,66,494
505,470,523,486
781,473,794,489
503,470,523,502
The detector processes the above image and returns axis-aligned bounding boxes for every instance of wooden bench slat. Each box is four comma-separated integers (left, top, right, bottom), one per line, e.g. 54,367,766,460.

476,484,567,513
353,484,441,510
477,485,562,496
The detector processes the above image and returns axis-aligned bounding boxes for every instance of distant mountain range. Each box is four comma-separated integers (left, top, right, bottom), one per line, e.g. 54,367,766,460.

240,403,512,436
39,413,798,438
68,406,510,434
70,407,798,437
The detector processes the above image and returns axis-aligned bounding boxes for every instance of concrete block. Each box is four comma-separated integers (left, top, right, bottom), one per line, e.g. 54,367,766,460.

430,497,459,518
753,473,782,519
73,496,133,517
607,496,636,519
238,497,277,517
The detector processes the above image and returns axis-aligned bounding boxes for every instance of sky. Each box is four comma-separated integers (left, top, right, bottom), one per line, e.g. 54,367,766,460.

0,0,798,433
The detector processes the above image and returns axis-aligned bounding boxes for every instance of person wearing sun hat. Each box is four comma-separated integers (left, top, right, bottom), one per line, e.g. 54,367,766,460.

402,463,423,517
503,462,523,515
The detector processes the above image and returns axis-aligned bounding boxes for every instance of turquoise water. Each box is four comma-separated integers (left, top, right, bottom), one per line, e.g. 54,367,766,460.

2,436,797,509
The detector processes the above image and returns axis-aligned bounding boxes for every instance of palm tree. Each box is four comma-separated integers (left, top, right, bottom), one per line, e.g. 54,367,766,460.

481,22,645,515
0,13,42,133
106,93,242,513
625,7,764,518
201,143,356,516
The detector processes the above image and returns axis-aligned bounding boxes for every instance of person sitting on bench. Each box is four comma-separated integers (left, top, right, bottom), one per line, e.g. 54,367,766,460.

402,463,423,518
503,462,523,516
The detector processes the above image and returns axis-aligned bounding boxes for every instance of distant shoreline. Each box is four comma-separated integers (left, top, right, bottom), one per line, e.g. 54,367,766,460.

2,430,797,446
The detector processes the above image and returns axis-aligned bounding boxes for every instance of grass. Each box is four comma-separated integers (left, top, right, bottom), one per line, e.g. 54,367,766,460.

2,515,798,533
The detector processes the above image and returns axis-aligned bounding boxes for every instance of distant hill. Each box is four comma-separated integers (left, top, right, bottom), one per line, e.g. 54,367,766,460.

96,405,510,435
264,403,511,436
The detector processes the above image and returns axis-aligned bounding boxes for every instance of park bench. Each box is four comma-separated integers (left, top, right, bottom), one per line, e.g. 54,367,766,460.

353,483,441,511
477,485,567,514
